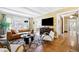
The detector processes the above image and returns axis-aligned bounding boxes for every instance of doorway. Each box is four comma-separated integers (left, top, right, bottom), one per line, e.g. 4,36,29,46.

68,18,77,49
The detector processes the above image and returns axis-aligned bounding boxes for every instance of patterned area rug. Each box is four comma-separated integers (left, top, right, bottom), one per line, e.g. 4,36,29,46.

10,38,43,52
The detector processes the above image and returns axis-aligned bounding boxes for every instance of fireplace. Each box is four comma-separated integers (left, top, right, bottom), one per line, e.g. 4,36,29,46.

40,27,53,35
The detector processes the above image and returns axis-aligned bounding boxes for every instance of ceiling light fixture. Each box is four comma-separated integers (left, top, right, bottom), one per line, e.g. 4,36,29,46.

70,15,74,18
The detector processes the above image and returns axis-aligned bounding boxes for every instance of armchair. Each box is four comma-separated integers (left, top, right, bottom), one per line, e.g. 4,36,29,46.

42,31,54,41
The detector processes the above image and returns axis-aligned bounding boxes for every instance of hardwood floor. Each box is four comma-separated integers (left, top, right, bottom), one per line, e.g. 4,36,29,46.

35,33,77,52
43,35,72,52
14,33,78,52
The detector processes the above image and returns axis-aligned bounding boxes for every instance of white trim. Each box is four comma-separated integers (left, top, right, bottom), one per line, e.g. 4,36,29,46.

57,8,79,16
56,8,79,37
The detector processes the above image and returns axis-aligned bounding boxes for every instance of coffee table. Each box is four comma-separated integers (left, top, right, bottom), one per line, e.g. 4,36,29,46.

21,34,34,51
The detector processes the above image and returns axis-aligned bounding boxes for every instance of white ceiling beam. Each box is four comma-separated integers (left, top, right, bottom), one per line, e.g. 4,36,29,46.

4,7,41,16
0,7,63,18
0,7,34,17
22,7,42,14
25,7,45,14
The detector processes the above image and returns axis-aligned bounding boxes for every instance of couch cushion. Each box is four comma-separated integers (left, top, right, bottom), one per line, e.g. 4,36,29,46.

18,29,30,32
11,29,17,34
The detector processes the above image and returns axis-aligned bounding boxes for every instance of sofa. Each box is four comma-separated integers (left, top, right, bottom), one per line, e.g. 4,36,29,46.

18,29,30,32
0,42,4,48
7,29,21,41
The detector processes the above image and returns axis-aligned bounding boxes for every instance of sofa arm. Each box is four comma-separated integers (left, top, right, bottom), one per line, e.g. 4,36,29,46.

12,34,21,39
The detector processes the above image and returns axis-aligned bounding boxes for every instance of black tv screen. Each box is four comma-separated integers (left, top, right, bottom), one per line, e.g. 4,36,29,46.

42,17,53,26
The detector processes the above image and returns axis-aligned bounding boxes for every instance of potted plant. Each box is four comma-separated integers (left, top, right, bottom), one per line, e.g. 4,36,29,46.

0,20,10,34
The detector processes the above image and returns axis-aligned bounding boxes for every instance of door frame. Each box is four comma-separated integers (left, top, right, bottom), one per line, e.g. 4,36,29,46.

56,9,78,37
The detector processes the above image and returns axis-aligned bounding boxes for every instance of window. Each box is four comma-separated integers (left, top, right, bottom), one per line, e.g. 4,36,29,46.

11,16,29,30
6,15,29,31
6,15,12,30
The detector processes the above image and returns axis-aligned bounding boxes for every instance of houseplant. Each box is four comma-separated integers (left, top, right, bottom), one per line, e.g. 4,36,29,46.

0,19,10,34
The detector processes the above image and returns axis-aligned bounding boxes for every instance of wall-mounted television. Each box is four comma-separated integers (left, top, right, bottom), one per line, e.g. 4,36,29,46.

42,17,53,26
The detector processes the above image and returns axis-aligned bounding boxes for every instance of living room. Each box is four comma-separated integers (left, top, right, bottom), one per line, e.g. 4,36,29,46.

0,7,79,52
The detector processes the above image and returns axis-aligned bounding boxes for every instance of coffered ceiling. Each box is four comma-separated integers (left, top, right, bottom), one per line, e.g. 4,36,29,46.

0,7,62,17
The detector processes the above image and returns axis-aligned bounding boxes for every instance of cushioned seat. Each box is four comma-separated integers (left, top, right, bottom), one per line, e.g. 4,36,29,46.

42,31,54,41
7,29,21,41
